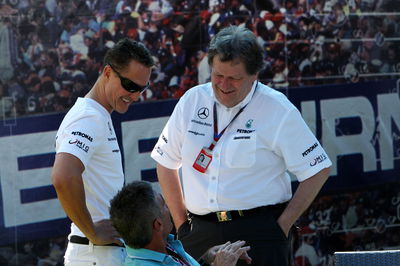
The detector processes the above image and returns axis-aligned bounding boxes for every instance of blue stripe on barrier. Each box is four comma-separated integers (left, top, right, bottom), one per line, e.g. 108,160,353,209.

138,138,158,153
20,185,57,204
141,168,157,182
0,112,66,137
18,152,55,171
0,218,70,246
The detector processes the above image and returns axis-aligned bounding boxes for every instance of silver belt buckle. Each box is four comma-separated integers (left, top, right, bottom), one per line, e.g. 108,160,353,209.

216,211,232,222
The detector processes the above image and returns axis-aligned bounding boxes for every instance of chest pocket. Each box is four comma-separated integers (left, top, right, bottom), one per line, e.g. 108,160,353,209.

224,134,256,168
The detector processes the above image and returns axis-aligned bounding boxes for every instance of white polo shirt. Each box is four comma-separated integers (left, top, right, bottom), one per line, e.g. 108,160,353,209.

55,97,124,237
151,82,332,215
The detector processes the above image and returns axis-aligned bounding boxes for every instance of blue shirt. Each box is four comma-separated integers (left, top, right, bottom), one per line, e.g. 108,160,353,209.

125,234,200,266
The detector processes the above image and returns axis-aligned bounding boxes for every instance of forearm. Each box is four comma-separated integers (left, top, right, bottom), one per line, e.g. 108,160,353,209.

278,167,331,235
55,176,95,239
156,163,187,229
51,153,95,239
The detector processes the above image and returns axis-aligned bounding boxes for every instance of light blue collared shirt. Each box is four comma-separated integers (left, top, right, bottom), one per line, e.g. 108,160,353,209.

124,234,200,266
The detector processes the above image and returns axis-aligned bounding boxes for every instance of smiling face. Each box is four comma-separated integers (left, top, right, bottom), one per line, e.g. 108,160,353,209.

103,60,152,113
211,55,257,108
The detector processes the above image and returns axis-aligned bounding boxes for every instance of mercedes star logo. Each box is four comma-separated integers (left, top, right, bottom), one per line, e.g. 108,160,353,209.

197,107,209,119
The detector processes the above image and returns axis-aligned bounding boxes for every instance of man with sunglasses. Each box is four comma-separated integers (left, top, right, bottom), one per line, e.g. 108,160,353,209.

51,38,154,265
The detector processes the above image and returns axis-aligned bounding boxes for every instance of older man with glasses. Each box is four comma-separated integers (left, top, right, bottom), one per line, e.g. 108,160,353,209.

51,38,154,266
151,26,331,265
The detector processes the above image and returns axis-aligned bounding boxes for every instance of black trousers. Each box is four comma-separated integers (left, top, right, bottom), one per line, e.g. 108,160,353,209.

177,205,293,266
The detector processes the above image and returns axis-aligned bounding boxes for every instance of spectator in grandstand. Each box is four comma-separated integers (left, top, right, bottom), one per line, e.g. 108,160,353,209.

1,0,398,116
24,75,42,114
0,81,13,118
151,25,331,265
110,180,252,266
51,38,154,265
294,234,320,266
197,49,211,84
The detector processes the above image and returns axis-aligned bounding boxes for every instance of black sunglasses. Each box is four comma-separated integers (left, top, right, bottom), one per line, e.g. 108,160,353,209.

108,64,149,94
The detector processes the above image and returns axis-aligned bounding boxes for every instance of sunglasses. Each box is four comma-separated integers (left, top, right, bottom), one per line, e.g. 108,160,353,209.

108,63,150,94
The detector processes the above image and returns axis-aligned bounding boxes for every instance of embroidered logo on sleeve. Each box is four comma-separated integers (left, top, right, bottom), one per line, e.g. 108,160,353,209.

302,143,319,157
71,131,93,142
310,153,327,166
156,146,164,156
68,139,90,153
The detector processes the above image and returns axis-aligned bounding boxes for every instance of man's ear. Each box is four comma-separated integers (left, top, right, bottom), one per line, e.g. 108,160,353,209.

153,217,162,232
103,65,111,79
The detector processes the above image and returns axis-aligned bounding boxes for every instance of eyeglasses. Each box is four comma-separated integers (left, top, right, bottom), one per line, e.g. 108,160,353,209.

108,63,150,94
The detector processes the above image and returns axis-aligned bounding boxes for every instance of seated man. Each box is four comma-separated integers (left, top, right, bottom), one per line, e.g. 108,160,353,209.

110,181,251,265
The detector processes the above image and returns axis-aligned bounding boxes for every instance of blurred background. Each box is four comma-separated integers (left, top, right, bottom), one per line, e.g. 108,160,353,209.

0,0,399,265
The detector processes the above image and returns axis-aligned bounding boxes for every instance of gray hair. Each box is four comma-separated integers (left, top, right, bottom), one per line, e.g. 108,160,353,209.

110,181,162,248
208,25,264,75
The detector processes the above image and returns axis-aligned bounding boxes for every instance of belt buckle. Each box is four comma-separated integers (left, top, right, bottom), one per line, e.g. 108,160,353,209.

216,211,232,222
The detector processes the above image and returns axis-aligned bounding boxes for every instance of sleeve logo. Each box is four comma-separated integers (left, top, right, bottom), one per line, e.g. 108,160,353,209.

310,153,327,166
68,139,90,153
302,142,319,157
71,131,93,142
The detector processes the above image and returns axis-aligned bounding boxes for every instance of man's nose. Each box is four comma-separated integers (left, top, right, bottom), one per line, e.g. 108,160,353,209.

220,78,230,89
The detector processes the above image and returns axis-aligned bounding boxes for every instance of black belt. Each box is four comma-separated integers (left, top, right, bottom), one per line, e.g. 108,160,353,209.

69,235,123,247
189,202,287,222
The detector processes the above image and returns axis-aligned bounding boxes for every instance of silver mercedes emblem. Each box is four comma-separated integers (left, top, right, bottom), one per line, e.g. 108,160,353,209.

197,107,209,119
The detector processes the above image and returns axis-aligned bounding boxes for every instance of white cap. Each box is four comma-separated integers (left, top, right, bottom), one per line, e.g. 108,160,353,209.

209,13,220,26
168,75,179,87
105,40,115,49
279,24,287,35
265,20,274,30
260,10,268,18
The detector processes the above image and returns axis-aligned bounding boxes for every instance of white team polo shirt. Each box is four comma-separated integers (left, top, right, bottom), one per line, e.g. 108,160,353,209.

55,98,124,236
151,82,332,215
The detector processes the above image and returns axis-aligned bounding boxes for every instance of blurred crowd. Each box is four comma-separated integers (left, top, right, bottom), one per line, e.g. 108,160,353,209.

0,182,399,265
0,0,399,119
0,236,66,266
293,182,400,266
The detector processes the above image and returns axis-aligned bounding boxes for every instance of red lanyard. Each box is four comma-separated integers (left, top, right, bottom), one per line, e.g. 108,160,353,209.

166,244,191,266
208,82,258,151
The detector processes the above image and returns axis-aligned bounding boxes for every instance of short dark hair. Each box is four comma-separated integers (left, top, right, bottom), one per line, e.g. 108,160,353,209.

110,181,161,248
104,38,154,72
207,26,264,75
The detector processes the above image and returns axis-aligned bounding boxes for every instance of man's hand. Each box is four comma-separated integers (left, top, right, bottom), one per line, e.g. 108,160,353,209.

204,240,252,266
88,219,123,246
277,167,330,237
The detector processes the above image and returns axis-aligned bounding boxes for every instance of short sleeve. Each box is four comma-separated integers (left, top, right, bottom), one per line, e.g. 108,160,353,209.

56,115,104,168
151,99,185,169
273,108,332,181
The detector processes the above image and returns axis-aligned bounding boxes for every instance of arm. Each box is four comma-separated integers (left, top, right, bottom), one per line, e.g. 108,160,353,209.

51,152,122,245
277,167,331,236
156,163,187,229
